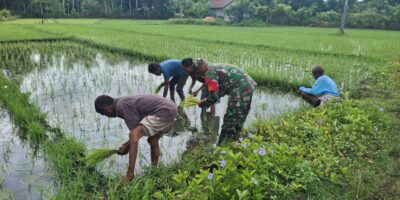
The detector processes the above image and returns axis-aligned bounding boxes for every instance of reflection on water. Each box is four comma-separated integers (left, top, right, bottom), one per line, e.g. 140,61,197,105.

0,109,54,200
4,47,303,176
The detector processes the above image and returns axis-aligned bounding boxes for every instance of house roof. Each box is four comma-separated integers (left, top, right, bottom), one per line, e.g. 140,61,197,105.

209,0,233,9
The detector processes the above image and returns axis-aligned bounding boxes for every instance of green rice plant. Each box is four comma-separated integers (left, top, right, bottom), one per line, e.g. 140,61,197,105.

1,20,399,92
179,96,200,108
83,148,118,168
0,24,68,42
21,23,382,91
91,20,400,60
154,84,162,94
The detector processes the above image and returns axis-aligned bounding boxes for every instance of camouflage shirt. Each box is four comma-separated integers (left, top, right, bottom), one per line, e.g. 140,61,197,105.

204,64,255,104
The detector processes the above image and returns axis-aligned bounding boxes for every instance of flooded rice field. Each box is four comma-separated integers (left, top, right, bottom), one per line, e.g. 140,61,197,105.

1,43,303,176
0,108,54,200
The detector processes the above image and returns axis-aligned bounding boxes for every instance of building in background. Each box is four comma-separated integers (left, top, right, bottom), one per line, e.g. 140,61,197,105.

209,0,232,21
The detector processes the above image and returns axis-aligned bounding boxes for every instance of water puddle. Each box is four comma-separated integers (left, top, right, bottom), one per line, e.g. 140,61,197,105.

1,43,303,176
0,108,54,200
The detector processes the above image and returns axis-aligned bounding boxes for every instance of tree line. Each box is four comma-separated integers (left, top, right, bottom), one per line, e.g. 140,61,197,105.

225,0,400,29
0,0,399,29
0,0,195,19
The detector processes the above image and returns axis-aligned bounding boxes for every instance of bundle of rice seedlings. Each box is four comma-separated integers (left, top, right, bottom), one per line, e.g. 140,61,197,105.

83,148,118,167
154,84,163,93
179,95,200,108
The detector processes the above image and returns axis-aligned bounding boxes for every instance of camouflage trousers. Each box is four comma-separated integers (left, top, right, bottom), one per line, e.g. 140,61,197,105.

218,77,255,145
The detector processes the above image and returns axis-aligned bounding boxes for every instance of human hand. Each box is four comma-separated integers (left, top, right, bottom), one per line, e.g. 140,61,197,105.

198,99,207,108
121,174,134,184
118,144,129,155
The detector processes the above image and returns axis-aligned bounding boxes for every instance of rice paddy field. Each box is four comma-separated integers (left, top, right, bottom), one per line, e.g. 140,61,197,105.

0,19,399,199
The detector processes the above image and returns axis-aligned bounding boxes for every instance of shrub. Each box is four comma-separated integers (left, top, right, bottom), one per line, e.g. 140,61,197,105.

167,18,225,25
168,100,387,199
233,18,267,27
312,10,341,27
172,135,316,199
0,9,12,21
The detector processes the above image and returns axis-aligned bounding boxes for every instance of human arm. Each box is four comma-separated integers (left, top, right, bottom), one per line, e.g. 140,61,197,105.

198,74,219,107
188,76,196,94
118,140,130,155
299,77,325,96
122,125,144,182
192,84,205,97
154,82,165,94
161,70,172,99
162,80,169,99
117,103,141,156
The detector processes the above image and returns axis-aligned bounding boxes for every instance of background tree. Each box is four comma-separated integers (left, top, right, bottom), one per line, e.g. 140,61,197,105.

339,0,349,34
225,0,256,21
0,0,398,30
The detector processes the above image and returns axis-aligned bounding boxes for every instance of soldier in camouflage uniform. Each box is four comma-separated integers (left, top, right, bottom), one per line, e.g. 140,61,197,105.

181,58,256,145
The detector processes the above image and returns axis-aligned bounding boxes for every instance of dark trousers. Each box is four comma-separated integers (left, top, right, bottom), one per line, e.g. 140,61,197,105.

169,75,188,100
217,78,255,146
300,92,321,107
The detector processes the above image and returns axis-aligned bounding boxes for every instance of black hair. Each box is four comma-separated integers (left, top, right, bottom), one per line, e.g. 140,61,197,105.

181,58,194,67
148,63,160,74
94,95,114,114
312,66,324,75
197,59,206,67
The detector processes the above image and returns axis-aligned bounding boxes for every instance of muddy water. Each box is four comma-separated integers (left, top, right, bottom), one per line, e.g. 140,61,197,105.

5,48,303,175
0,108,54,199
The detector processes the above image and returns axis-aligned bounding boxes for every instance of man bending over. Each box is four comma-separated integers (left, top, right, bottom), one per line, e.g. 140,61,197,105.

94,94,177,182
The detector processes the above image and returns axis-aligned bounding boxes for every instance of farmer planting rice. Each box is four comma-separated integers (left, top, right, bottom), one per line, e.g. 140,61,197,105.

148,59,188,102
184,58,219,115
299,66,340,107
181,58,256,145
94,94,177,182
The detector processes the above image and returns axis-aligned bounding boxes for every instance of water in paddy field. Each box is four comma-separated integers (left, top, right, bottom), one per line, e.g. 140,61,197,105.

2,44,303,176
0,108,54,200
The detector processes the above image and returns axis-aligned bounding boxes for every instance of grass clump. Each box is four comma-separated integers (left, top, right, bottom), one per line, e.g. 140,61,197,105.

83,148,118,168
154,84,162,94
179,95,200,108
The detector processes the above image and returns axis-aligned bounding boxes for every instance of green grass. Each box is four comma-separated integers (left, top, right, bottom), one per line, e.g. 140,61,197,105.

0,23,378,91
0,24,68,42
0,19,399,199
2,19,397,91
1,18,106,24
2,19,399,60
91,20,400,60
83,148,118,168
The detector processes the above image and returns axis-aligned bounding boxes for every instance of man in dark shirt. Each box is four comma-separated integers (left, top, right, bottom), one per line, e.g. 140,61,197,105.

94,94,177,182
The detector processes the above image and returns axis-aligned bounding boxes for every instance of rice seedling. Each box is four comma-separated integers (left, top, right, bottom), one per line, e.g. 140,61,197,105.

179,95,200,108
83,148,118,168
2,24,384,91
1,42,303,178
154,84,162,94
89,20,400,60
